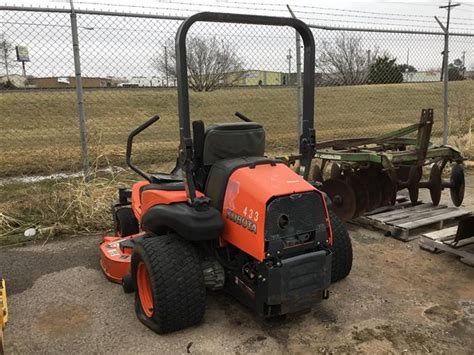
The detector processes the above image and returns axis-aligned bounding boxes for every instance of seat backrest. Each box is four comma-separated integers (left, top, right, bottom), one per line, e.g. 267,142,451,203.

205,156,275,210
202,122,266,166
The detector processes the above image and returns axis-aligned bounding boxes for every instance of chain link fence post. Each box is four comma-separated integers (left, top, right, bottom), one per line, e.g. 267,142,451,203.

435,16,450,145
442,31,450,145
69,0,89,179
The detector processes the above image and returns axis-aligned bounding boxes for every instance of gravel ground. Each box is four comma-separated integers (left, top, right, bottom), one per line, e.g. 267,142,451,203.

1,172,473,354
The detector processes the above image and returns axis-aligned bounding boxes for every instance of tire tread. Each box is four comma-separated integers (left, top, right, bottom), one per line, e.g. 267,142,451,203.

329,210,353,283
133,235,206,333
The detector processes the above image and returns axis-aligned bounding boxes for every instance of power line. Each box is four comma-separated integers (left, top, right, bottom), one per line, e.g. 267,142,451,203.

374,1,446,6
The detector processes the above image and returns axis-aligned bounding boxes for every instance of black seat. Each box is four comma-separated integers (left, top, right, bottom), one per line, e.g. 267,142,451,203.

192,121,266,191
205,157,278,210
202,122,265,165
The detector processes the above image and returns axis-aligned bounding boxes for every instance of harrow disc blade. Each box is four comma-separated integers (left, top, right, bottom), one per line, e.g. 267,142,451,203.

357,170,382,212
408,166,422,206
345,173,369,218
320,178,357,222
380,171,397,206
429,164,442,206
396,166,410,189
330,163,342,180
450,163,465,207
310,164,323,182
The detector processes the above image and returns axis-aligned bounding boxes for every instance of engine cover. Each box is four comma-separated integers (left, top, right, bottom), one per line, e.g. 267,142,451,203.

221,162,330,261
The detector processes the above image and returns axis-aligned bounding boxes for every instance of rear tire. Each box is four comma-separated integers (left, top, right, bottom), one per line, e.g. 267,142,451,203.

114,207,139,237
131,234,206,334
329,210,353,283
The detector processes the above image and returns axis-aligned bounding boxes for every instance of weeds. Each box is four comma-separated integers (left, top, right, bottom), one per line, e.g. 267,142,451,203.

450,90,474,159
0,156,135,245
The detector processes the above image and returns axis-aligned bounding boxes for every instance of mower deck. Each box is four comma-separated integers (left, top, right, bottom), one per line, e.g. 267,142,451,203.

100,234,144,283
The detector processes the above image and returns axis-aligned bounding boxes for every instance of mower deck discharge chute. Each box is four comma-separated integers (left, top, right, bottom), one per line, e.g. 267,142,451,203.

100,12,352,334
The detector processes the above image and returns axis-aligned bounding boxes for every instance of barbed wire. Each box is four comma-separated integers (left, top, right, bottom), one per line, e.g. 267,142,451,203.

299,16,473,32
290,2,468,20
71,0,473,30
161,0,474,22
291,8,472,26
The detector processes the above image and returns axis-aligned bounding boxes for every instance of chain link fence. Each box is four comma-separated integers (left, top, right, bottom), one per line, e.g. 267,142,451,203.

1,7,473,178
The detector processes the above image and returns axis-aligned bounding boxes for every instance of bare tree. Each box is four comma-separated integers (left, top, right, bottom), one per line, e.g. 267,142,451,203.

0,34,17,81
152,36,245,92
317,34,377,86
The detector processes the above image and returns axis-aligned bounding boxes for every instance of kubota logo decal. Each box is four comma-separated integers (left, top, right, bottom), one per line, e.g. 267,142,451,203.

226,209,257,234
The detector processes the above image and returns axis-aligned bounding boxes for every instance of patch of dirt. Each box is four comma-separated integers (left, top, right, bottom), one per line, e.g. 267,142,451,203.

234,334,270,353
352,323,445,352
423,304,461,323
35,303,91,337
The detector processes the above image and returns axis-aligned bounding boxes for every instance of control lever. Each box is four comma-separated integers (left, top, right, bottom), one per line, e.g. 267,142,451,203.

235,111,253,122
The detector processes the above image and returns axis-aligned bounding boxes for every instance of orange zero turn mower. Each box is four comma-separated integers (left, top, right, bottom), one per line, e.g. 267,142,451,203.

100,11,352,334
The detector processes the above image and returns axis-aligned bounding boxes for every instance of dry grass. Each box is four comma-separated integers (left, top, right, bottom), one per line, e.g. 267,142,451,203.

2,80,473,176
449,89,474,159
0,160,137,245
1,81,473,244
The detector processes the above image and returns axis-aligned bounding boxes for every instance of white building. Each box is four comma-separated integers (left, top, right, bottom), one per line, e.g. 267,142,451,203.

403,71,441,83
117,76,170,87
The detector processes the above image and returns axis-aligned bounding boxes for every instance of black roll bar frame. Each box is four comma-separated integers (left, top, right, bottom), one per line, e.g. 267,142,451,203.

175,12,317,206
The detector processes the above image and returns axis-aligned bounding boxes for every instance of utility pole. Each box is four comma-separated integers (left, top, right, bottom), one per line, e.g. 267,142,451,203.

164,45,169,87
367,49,371,67
406,48,410,67
438,1,460,81
435,1,460,145
286,48,292,86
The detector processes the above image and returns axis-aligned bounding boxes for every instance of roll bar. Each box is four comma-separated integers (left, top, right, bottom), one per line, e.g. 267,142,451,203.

175,12,317,206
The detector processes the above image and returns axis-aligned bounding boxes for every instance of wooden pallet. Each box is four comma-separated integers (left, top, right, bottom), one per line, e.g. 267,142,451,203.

352,203,471,241
419,227,474,266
